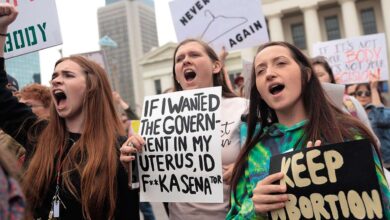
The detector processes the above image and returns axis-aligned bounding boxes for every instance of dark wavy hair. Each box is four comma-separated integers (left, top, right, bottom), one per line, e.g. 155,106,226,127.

230,42,379,203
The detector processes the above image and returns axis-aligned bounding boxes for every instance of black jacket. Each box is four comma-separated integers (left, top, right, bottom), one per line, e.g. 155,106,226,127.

0,58,139,220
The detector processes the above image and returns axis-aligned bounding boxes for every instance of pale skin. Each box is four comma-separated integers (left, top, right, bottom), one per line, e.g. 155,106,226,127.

1,4,87,134
120,42,236,183
252,140,321,214
121,42,221,158
251,46,322,214
51,60,87,133
0,3,18,57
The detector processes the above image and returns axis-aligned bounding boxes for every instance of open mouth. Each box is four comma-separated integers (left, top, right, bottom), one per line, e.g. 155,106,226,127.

54,91,67,105
269,84,285,95
184,70,196,81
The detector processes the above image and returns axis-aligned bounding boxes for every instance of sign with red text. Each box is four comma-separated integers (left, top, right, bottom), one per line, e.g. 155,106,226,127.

169,0,269,52
313,33,388,84
3,0,62,59
269,139,385,220
138,87,223,202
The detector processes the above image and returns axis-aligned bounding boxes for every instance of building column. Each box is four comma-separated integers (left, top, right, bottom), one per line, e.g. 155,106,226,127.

301,4,322,56
267,12,284,41
380,0,390,93
339,0,360,37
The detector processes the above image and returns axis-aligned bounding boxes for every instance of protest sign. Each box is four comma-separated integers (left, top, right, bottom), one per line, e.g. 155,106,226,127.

313,33,388,84
3,0,62,59
169,0,268,52
321,82,345,110
269,139,385,220
138,87,223,202
130,120,141,134
76,50,108,70
241,59,252,98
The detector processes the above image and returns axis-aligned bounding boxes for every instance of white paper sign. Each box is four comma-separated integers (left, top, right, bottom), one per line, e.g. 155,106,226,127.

3,0,62,59
138,87,223,203
321,82,345,110
169,0,269,52
313,33,388,84
76,50,108,70
241,59,252,99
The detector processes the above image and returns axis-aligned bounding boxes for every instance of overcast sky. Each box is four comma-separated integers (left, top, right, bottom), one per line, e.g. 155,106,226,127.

39,0,176,85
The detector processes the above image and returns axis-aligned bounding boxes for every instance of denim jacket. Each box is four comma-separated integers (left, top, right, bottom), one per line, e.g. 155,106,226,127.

366,104,390,167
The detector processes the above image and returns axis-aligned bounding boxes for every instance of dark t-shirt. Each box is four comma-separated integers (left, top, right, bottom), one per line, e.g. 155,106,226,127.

0,58,139,220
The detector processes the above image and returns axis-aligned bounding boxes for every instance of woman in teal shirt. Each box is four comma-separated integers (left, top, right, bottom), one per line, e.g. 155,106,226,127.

227,41,389,219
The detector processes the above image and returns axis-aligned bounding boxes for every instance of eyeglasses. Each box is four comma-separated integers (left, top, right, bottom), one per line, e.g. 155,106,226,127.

355,91,371,97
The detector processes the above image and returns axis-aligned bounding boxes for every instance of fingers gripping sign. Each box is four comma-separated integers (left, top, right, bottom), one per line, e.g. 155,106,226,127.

0,3,18,33
306,140,322,148
252,172,289,214
120,134,144,188
120,134,144,165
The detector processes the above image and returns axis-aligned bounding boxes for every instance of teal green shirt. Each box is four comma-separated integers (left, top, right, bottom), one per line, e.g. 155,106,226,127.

226,120,390,219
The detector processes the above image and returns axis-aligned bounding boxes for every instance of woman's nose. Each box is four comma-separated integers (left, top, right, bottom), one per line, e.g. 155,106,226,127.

51,76,62,86
265,68,276,80
182,56,191,65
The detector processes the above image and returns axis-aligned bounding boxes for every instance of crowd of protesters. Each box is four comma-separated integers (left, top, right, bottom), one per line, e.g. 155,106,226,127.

0,2,389,220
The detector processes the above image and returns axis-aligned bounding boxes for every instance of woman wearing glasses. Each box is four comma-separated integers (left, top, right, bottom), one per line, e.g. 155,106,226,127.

354,75,390,170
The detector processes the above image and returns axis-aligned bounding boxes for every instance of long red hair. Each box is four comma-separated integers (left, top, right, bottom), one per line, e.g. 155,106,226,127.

23,56,125,219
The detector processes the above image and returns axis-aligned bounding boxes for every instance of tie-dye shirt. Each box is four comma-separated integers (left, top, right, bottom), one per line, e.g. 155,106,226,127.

226,120,390,220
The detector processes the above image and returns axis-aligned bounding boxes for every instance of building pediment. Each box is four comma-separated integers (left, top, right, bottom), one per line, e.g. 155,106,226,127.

140,42,178,65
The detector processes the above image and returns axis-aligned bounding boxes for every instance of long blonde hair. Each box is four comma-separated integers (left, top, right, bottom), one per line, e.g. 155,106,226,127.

23,56,125,219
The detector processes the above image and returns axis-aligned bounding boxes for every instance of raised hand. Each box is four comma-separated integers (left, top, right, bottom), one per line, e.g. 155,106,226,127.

0,3,18,34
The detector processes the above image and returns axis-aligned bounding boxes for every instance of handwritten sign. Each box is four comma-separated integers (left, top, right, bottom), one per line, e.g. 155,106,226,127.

169,0,269,52
138,87,223,202
3,0,62,59
313,33,388,84
269,139,385,220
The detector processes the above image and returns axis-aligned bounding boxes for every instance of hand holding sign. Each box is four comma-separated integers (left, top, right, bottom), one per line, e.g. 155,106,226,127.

252,172,289,214
369,71,380,90
120,134,144,189
0,3,18,36
120,134,144,167
138,87,223,203
306,140,322,148
268,139,386,220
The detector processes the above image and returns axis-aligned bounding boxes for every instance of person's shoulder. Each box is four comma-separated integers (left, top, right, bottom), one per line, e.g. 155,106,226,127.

224,96,249,104
222,97,248,110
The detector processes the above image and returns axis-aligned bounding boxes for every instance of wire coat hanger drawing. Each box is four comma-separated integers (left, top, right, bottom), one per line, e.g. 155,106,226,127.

200,10,248,44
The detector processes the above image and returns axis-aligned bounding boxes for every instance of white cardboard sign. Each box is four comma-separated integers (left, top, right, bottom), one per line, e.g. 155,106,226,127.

313,33,388,84
138,87,223,203
169,0,269,52
3,0,62,59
